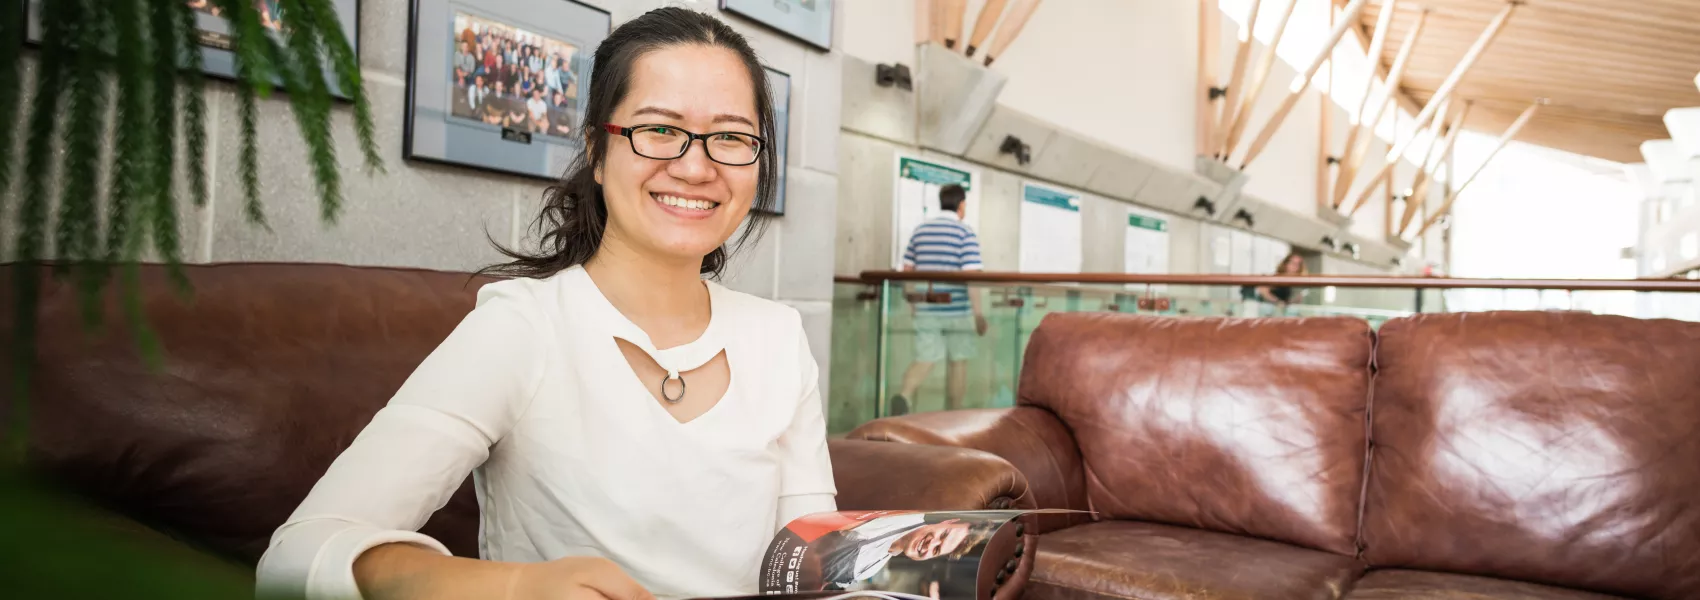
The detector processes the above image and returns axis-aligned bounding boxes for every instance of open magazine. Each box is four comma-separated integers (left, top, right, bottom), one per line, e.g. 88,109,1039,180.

728,510,1045,600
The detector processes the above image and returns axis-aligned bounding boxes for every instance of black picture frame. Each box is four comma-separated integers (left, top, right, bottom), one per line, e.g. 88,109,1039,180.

764,65,792,216
720,0,833,52
24,0,361,101
402,0,610,181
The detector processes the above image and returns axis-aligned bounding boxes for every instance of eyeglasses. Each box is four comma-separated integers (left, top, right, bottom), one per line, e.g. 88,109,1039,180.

602,123,765,167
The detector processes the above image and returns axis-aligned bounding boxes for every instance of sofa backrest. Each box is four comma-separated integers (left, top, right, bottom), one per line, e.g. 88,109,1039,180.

1,263,489,564
1017,312,1374,556
1365,311,1700,600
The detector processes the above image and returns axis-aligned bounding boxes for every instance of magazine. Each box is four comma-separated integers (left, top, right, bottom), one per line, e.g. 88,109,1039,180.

742,510,1042,600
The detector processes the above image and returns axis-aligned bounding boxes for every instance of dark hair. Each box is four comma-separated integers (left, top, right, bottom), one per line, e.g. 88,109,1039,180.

482,7,776,279
939,184,966,212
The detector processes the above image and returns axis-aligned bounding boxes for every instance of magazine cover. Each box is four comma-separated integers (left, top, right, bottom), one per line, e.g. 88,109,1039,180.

756,510,1034,600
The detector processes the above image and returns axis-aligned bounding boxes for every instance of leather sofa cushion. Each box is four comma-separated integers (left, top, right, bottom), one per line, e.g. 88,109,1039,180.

1027,520,1363,600
1018,313,1373,556
1341,570,1628,600
5,263,490,563
1366,312,1700,600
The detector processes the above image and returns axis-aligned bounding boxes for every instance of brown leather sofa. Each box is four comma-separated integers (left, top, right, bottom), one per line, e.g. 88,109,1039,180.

1,262,1037,597
850,311,1700,600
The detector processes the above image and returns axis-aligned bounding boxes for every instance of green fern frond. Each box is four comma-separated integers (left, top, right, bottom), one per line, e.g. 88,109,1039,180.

301,0,382,174
9,0,74,461
147,0,189,291
216,0,274,227
269,0,343,224
107,0,155,270
57,0,116,325
176,2,209,211
0,0,24,211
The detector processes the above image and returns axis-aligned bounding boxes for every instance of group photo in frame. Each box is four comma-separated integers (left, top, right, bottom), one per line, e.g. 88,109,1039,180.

721,0,833,51
25,0,361,100
404,0,611,180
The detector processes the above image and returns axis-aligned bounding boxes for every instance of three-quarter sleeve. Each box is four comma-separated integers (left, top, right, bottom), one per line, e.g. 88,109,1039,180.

775,311,837,501
256,283,548,600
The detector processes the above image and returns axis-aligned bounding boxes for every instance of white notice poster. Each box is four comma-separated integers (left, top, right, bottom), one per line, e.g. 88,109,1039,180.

1124,208,1170,291
1018,183,1082,273
893,155,980,269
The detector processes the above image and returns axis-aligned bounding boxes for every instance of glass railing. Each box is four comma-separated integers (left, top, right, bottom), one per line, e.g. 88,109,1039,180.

824,272,1700,434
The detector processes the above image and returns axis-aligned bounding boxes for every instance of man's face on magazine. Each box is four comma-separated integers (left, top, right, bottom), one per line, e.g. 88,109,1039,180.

901,520,972,560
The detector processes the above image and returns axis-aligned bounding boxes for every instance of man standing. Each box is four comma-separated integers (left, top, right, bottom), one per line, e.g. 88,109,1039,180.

892,184,986,415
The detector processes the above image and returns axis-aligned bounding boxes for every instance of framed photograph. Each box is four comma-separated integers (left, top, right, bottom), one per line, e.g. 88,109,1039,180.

721,0,833,51
25,0,360,101
403,0,610,181
764,66,791,216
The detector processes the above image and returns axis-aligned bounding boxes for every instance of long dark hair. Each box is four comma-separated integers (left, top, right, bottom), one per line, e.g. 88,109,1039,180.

482,7,776,279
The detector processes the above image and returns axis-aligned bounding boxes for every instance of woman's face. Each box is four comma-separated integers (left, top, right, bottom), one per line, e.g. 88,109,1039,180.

1282,255,1305,273
596,45,760,267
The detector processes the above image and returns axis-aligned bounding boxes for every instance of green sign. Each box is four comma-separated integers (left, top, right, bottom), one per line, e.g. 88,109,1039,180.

1128,214,1167,232
1022,183,1080,212
900,157,972,190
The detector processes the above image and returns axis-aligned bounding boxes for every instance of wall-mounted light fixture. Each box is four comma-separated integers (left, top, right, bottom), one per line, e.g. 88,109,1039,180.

1321,236,1341,251
875,63,913,91
998,135,1032,165
1345,242,1361,259
1193,196,1217,217
1231,209,1255,229
1391,256,1404,268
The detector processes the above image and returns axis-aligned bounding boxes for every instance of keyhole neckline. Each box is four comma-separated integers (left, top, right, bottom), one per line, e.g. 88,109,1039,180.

565,266,728,377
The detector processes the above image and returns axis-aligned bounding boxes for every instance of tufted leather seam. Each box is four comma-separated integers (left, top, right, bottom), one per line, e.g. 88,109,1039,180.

1355,324,1379,560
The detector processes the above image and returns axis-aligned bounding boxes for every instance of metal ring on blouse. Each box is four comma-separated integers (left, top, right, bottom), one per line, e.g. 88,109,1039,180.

660,372,687,404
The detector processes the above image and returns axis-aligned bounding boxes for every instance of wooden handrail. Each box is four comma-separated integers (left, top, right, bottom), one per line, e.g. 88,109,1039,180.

846,271,1700,293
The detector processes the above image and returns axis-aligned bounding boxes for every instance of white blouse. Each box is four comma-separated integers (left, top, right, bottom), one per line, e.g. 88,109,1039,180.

256,266,839,600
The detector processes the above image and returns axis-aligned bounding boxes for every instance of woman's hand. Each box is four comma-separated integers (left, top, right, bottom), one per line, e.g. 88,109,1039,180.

353,544,654,600
508,557,656,600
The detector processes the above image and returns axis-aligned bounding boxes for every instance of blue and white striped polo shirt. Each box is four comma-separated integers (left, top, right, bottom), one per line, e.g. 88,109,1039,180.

902,213,983,314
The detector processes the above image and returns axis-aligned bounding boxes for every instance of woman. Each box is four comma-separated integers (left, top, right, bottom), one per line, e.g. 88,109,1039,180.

255,8,834,600
1246,251,1308,316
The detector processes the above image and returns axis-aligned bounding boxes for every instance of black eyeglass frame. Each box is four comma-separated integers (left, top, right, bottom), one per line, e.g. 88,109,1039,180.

602,123,767,166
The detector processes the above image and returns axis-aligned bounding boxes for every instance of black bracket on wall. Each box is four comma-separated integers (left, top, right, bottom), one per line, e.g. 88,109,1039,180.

1326,155,1341,165
999,135,1032,165
1345,242,1361,259
1208,86,1228,100
1193,196,1216,217
1231,209,1255,229
875,63,913,91
1321,235,1342,251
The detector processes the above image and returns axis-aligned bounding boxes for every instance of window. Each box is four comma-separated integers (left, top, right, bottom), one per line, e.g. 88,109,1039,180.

1682,233,1698,261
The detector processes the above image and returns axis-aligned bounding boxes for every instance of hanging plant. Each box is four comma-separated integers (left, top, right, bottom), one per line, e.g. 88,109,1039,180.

1,0,380,463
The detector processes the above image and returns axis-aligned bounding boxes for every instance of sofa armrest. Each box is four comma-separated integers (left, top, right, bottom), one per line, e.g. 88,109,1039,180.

827,438,1033,511
846,407,1091,533
826,439,1037,600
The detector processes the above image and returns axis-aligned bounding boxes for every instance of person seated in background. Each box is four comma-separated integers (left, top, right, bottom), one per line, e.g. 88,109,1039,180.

526,88,550,133
505,85,531,131
545,55,565,95
465,74,489,117
1245,251,1309,316
256,10,824,599
451,67,470,115
549,90,575,136
482,80,510,126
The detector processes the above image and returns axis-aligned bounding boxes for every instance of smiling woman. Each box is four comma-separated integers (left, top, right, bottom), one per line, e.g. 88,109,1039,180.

255,8,835,600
